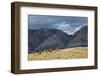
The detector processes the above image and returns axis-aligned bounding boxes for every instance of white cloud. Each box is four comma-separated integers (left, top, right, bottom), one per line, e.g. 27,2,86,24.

55,22,86,35
55,22,75,35
75,24,87,32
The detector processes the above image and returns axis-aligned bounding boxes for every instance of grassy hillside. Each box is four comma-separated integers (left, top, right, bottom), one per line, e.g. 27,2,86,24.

28,47,88,61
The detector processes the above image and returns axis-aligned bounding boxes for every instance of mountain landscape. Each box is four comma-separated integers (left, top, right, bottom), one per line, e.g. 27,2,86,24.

28,25,88,53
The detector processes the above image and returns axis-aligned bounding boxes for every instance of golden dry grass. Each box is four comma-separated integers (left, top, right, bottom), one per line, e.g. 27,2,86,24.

28,47,88,61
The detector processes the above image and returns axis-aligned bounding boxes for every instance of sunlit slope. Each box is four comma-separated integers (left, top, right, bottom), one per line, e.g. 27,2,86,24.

28,47,88,61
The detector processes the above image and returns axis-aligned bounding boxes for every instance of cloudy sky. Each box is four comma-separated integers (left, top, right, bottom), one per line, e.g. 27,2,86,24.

28,15,88,35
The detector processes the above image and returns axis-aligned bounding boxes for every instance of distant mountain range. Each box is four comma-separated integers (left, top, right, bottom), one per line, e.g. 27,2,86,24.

28,26,88,53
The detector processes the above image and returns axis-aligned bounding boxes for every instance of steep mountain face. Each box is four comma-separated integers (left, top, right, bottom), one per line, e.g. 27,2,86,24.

67,26,88,48
28,29,71,53
28,26,88,53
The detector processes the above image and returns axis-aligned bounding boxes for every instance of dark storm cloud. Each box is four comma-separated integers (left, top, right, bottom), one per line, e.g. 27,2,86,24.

28,15,88,34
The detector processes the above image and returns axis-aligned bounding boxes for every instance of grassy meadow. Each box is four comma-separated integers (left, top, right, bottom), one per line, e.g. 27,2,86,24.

28,47,88,61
